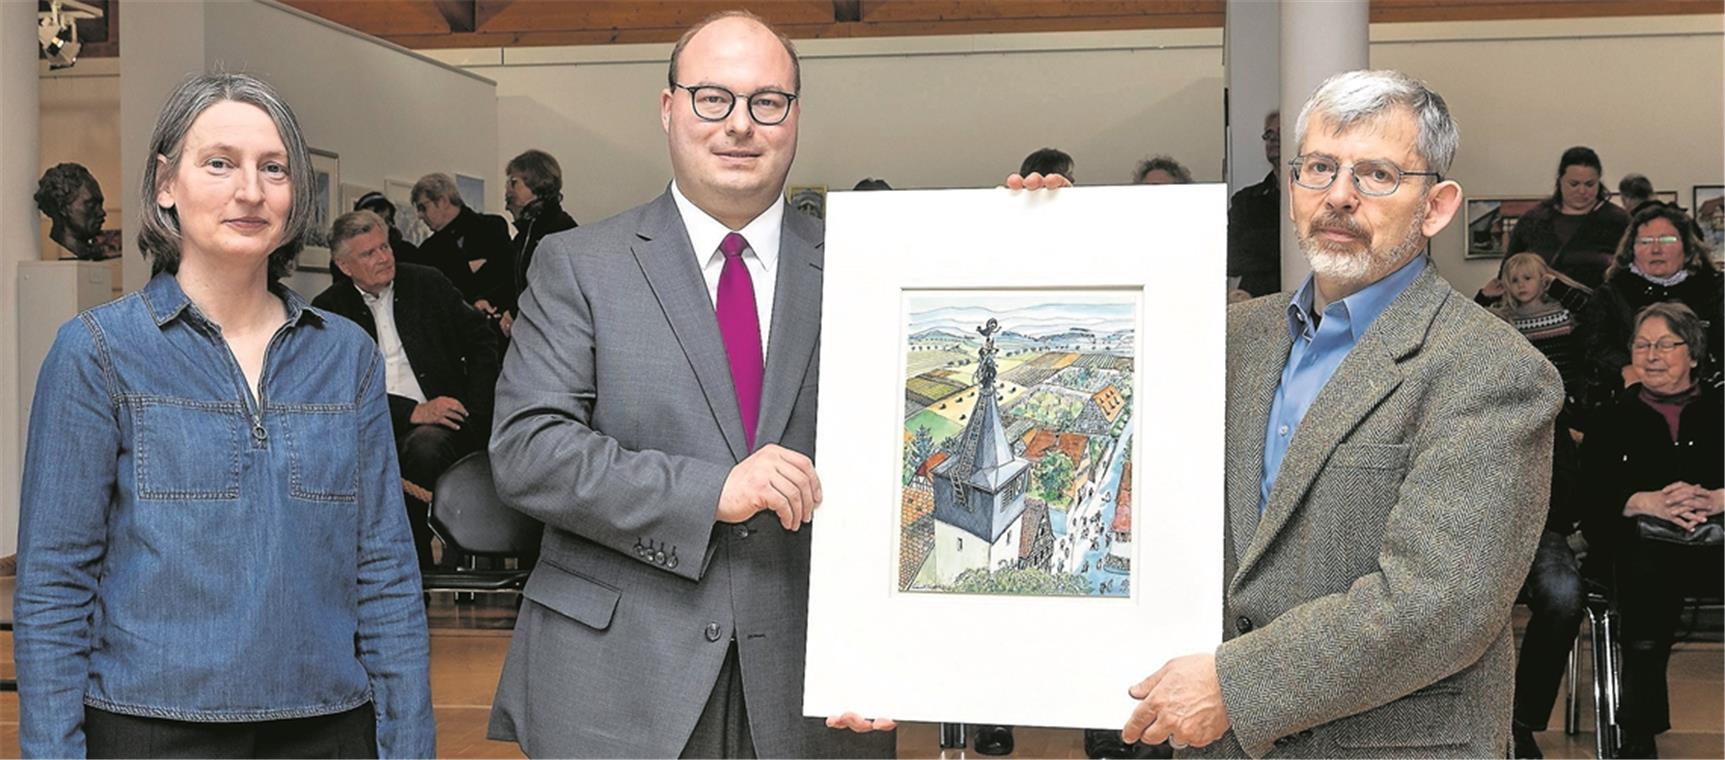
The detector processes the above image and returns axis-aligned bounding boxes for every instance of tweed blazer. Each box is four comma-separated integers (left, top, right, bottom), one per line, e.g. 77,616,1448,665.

484,191,894,759
1189,264,1563,758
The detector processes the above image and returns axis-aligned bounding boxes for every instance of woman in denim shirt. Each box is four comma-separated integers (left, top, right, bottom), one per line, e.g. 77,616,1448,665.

14,74,435,758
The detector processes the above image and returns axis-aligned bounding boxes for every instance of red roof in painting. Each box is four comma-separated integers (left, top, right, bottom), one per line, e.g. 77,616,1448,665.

1112,460,1133,533
916,451,950,478
1024,429,1087,466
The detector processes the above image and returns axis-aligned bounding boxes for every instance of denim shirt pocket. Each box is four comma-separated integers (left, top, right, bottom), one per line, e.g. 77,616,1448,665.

279,404,360,503
129,396,245,500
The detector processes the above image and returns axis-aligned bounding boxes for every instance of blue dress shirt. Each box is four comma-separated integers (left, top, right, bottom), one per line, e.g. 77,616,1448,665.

1259,256,1427,512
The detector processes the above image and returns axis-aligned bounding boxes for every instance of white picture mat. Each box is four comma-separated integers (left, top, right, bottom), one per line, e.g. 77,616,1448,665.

806,185,1226,729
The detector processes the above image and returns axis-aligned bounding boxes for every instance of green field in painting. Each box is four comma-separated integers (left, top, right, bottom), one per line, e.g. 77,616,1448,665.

904,409,963,443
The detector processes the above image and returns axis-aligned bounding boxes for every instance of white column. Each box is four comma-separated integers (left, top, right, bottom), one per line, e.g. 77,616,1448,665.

2,0,42,554
1278,0,1369,292
1224,0,1279,193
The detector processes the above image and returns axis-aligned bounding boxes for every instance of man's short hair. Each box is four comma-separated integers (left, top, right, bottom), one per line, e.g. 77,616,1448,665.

35,162,98,217
411,173,462,208
506,149,563,204
1133,155,1193,184
330,209,387,259
1618,173,1654,205
1294,70,1459,177
668,10,801,92
1020,148,1075,181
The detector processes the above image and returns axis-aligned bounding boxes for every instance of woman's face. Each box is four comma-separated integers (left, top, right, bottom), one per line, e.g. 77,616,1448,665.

1632,315,1696,395
1506,267,1543,306
1558,165,1600,212
1632,217,1686,279
155,101,293,270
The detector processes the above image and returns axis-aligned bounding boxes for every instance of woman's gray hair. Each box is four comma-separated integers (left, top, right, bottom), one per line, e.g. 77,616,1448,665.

137,73,312,280
1634,301,1708,377
1293,69,1459,177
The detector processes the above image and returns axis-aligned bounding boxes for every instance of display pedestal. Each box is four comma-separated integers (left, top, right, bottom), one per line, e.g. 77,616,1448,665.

16,259,114,435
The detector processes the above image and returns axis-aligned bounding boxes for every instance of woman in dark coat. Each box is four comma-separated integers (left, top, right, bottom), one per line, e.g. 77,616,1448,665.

1508,146,1630,288
1580,302,1723,759
1584,203,1724,398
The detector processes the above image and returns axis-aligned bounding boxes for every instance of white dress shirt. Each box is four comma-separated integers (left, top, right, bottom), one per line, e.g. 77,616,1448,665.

670,181,782,355
358,282,428,403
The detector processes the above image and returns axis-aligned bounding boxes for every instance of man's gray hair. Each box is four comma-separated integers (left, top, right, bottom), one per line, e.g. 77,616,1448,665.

330,209,386,259
1294,69,1459,176
138,72,313,280
411,172,462,207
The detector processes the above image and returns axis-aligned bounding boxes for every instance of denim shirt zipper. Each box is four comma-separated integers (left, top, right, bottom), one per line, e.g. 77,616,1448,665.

201,312,294,448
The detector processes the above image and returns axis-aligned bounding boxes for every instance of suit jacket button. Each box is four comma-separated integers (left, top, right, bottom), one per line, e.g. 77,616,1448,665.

705,622,722,642
1298,729,1312,739
1236,616,1254,633
734,525,751,538
1273,737,1289,748
654,550,666,565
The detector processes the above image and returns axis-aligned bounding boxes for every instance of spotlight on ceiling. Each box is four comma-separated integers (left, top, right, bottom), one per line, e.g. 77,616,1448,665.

38,0,104,71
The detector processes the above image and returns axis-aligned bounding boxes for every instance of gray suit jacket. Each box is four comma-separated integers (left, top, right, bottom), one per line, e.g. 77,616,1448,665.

485,191,894,759
1189,265,1562,758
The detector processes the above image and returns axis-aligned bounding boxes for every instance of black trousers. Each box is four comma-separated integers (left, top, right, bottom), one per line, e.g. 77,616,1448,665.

680,641,756,759
86,703,377,759
1513,529,1586,729
1615,537,1723,735
397,423,481,568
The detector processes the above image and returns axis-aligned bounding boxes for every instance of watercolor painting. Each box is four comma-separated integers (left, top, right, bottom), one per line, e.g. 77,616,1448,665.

896,291,1137,598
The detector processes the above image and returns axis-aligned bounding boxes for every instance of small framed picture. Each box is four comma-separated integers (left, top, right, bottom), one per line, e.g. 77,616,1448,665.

299,149,340,272
1464,195,1544,259
1694,184,1724,261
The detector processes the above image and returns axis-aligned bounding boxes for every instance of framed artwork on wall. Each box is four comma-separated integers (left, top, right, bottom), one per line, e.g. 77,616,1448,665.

1695,185,1724,262
297,149,340,272
385,177,430,246
456,173,486,214
1464,195,1544,259
339,183,373,221
805,185,1225,728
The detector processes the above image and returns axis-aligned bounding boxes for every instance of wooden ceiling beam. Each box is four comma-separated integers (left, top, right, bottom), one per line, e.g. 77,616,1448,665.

432,0,475,33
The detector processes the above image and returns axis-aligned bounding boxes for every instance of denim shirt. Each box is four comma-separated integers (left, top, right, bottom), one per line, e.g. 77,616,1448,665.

15,273,435,758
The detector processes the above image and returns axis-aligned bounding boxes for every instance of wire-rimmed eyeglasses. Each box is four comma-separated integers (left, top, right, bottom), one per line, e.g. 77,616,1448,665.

1289,154,1442,197
671,82,798,126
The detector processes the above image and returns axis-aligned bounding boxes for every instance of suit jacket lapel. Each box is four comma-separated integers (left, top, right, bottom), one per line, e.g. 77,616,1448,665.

1233,266,1449,587
754,207,822,448
1226,301,1291,570
631,192,750,463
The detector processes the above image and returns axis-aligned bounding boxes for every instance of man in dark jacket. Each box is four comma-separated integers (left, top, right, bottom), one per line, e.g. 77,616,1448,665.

501,149,578,335
1226,110,1282,297
412,172,514,312
315,209,501,568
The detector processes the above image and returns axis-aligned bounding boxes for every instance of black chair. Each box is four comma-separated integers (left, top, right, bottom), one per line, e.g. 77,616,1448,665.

420,452,542,596
1565,586,1723,759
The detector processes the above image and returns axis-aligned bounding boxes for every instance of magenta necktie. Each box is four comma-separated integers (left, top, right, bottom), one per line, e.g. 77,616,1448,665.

715,232,763,450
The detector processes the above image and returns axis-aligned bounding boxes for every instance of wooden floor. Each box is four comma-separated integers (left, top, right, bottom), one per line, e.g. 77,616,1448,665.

1,598,1719,758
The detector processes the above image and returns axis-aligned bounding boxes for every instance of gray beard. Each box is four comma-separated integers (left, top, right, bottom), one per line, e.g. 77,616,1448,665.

1300,204,1429,290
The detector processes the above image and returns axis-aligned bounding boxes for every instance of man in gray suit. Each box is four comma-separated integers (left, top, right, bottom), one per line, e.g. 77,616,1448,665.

1118,71,1563,757
486,10,894,759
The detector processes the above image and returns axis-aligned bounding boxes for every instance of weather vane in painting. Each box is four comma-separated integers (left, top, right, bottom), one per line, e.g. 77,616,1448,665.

975,317,1000,390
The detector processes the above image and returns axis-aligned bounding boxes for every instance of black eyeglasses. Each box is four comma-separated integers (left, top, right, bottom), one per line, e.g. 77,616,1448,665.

1289,154,1442,197
671,83,798,126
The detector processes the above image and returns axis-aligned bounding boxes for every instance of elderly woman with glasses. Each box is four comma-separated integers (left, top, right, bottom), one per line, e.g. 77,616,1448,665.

1584,203,1724,398
1578,301,1722,759
14,73,433,758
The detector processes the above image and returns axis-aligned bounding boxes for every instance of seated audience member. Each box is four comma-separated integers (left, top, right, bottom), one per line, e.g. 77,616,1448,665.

1584,203,1724,396
331,192,424,286
1508,146,1631,288
1020,147,1076,185
1227,110,1282,297
853,177,893,191
501,149,578,336
1579,302,1722,760
1485,253,1592,758
315,210,501,569
1618,173,1657,215
1133,155,1192,185
411,172,514,310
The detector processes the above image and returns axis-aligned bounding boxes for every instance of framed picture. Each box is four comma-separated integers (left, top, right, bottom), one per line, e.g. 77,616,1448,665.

385,177,430,246
339,183,373,220
298,149,340,272
786,184,827,219
805,185,1225,729
1696,185,1724,262
1464,195,1544,259
456,173,486,214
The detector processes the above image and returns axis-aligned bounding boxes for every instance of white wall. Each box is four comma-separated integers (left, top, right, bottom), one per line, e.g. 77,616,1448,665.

446,13,1722,295
119,0,499,297
3,0,43,556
